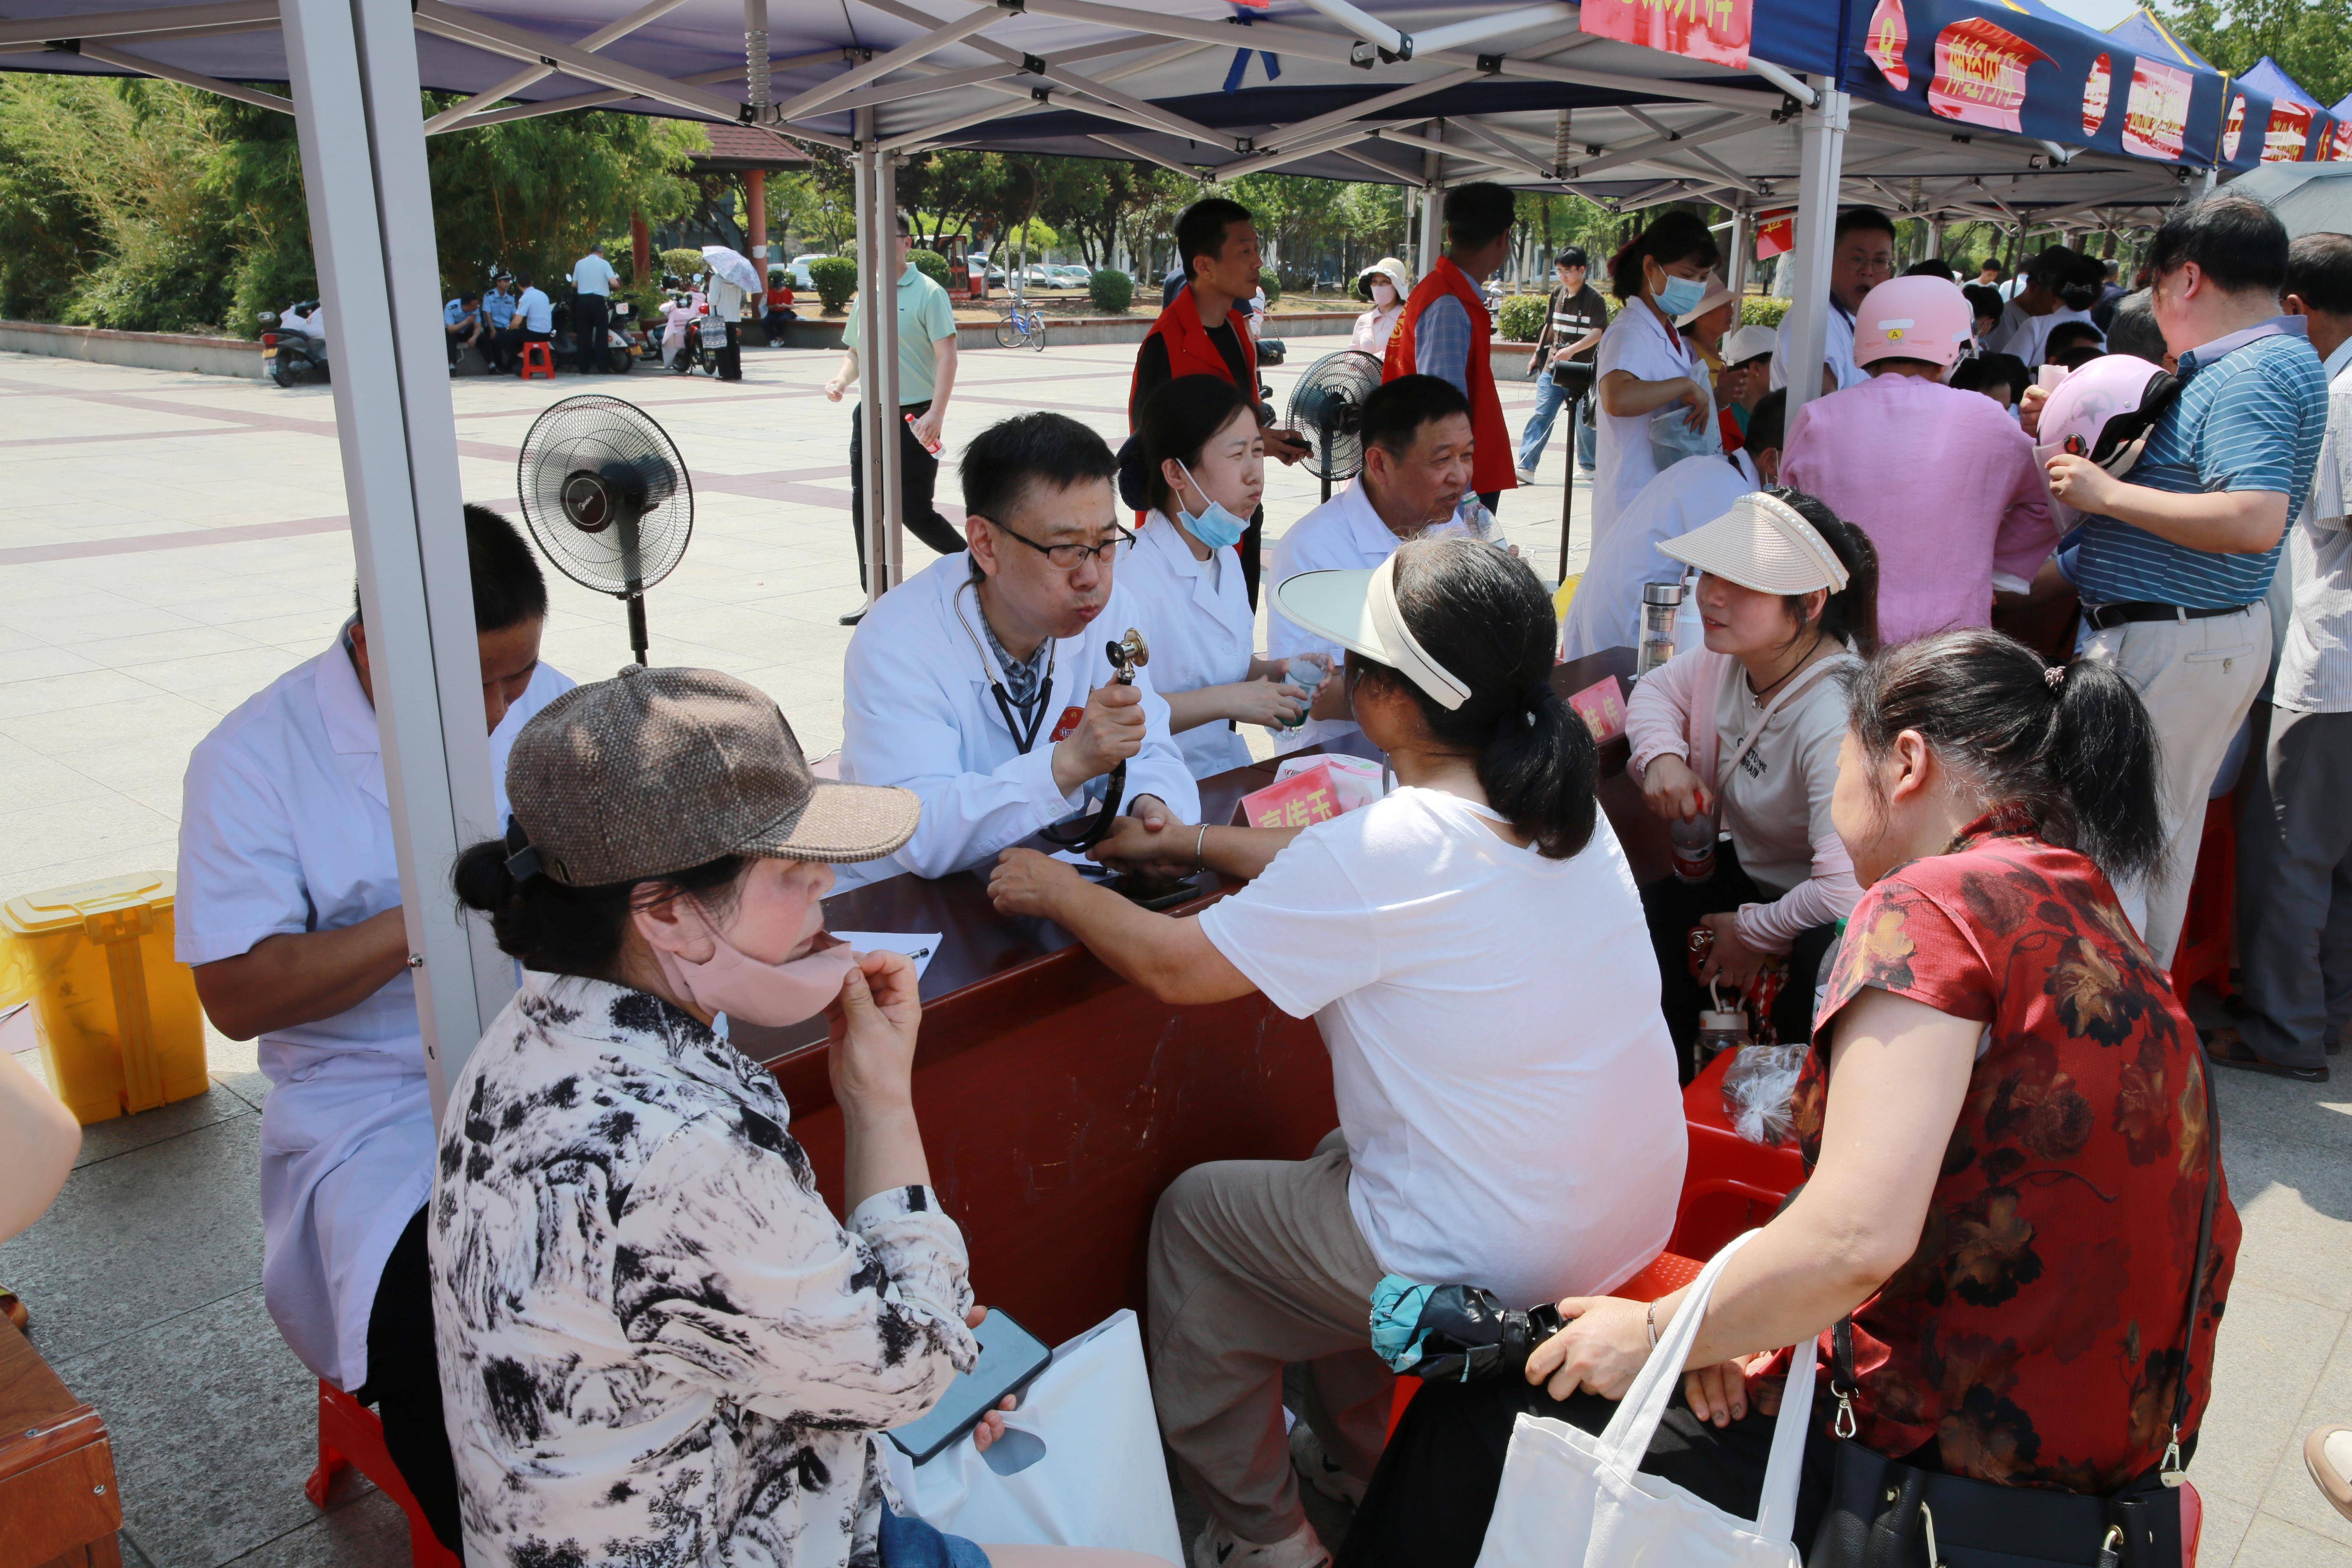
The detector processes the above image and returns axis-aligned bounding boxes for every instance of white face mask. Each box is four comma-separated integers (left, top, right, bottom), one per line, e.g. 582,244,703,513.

1370,281,1398,307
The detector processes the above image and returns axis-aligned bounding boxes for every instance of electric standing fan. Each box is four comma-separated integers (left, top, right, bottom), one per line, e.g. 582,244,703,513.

1285,349,1385,504
515,394,693,665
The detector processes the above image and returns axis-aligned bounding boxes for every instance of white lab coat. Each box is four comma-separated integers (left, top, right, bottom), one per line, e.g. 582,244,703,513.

1560,449,1758,661
1119,512,1257,780
1768,301,1865,397
174,628,571,1390
1987,302,2096,367
1265,478,1475,755
834,554,1200,892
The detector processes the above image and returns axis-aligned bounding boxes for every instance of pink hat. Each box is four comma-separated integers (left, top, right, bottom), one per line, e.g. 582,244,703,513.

1852,276,1975,370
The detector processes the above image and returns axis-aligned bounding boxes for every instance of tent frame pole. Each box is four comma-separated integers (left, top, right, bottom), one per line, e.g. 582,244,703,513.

282,0,514,1123
1780,76,1846,428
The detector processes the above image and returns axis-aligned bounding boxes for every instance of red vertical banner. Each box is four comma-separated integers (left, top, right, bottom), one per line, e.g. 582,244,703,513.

1926,18,2049,134
2122,57,2192,160
1581,0,1753,70
2263,102,2315,162
2221,94,2247,161
2330,120,2352,162
2082,52,2111,137
1864,0,1909,91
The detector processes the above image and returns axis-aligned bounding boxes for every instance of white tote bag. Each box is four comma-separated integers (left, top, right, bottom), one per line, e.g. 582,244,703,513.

884,1309,1183,1566
1474,1231,1817,1568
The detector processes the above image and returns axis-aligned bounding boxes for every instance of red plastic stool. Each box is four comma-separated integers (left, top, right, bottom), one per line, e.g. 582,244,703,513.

517,341,555,381
1384,1251,1705,1440
306,1380,461,1568
2169,794,2237,1007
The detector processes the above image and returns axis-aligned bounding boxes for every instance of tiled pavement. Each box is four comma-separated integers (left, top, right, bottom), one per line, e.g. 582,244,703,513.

0,339,2346,1566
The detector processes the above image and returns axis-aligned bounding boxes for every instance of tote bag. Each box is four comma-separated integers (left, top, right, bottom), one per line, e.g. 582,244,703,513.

884,1309,1183,1566
1474,1231,1817,1568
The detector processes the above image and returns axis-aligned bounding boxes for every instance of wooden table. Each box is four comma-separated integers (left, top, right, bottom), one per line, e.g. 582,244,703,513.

0,1327,121,1568
735,648,1663,1345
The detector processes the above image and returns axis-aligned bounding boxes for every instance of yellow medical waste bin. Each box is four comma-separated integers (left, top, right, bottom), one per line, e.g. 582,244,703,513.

0,872,208,1125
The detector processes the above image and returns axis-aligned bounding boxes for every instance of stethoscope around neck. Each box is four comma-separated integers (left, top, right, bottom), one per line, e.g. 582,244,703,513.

953,577,1146,851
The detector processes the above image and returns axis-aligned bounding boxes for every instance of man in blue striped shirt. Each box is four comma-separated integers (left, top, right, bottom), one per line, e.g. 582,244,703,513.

2036,195,2328,970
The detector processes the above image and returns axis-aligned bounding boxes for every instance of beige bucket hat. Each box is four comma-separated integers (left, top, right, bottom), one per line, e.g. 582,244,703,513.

502,665,918,886
1357,257,1412,299
1660,493,1850,596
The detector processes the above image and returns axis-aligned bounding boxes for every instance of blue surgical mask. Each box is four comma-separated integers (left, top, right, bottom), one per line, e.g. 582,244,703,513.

1174,460,1249,550
1655,272,1708,318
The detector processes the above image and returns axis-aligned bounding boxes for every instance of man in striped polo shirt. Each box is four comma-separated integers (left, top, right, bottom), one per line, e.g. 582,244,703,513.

2040,194,2328,971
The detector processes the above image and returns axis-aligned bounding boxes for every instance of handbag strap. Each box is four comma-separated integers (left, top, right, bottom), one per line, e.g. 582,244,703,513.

1595,1230,1818,1545
1828,1045,2226,1477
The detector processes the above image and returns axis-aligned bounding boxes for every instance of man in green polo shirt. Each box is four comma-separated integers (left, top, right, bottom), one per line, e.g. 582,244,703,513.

828,211,964,625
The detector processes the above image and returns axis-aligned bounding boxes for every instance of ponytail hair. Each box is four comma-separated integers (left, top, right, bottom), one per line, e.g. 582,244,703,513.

1843,628,2165,882
1349,537,1598,859
1764,487,1879,656
1607,209,1720,304
454,840,748,979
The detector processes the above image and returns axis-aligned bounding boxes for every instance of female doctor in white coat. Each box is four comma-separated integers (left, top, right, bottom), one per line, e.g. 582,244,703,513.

1124,376,1321,779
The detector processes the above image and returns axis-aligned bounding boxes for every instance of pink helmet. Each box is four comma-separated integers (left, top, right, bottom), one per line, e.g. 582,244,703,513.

2035,354,2178,477
1852,276,1975,370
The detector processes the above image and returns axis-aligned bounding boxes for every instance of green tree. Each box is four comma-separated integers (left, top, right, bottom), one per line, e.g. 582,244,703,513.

2162,0,2352,108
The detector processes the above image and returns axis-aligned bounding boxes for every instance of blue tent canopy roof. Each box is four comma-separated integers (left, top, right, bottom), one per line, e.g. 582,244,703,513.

2104,8,2210,74
2238,56,2320,112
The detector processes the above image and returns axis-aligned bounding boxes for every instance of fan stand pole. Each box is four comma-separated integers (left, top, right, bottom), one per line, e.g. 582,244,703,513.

625,589,650,666
1318,416,1334,506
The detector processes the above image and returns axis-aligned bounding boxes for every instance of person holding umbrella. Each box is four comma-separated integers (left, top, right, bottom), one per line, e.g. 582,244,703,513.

699,244,758,382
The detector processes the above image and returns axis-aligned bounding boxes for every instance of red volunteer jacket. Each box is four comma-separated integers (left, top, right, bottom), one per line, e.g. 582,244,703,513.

1383,256,1515,496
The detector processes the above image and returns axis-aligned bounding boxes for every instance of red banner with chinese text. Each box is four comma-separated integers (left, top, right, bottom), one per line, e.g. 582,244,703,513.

1755,212,1794,261
2263,102,2314,163
2330,120,2352,162
1927,17,2049,134
1864,0,1909,91
1582,0,1752,71
2082,53,2111,137
2122,56,2192,160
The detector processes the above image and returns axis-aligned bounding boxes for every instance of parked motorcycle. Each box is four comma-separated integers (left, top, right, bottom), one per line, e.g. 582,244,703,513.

257,304,329,387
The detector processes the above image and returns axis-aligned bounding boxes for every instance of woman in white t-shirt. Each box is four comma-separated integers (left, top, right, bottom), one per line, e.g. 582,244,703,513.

1625,489,1879,1076
988,538,1685,1568
1593,210,1720,553
1123,375,1323,779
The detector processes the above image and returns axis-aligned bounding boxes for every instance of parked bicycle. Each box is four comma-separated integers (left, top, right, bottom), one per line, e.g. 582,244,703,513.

996,292,1047,352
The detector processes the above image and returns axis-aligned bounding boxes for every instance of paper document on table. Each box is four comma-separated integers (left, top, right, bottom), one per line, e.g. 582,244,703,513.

830,933,942,981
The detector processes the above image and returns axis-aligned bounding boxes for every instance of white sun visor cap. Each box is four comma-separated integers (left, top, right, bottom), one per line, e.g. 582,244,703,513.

1659,492,1849,596
1272,552,1471,710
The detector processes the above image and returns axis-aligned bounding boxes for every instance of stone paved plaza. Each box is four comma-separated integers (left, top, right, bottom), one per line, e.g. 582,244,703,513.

0,337,2348,1566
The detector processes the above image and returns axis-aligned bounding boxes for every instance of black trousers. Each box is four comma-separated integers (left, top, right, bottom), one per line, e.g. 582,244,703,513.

1336,1370,1829,1568
496,326,552,370
850,399,969,589
355,1206,465,1560
571,295,608,371
716,320,742,381
1639,837,1838,1083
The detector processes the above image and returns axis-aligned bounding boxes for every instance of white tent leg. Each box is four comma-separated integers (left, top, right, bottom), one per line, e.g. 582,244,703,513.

1779,77,1847,426
282,0,514,1122
1726,208,1752,298
876,147,905,591
1419,122,1446,273
854,106,899,602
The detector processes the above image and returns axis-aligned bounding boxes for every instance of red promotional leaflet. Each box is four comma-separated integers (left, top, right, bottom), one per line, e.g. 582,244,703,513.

2123,56,2192,160
2264,101,2314,163
1567,676,1627,744
1755,212,1794,261
2082,52,2111,136
1582,0,1751,71
1927,18,2049,133
1240,762,1344,831
1864,0,1908,91
2222,94,2247,161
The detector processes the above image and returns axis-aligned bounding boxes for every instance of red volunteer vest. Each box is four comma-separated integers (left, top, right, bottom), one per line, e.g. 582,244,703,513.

1129,283,1257,426
1383,256,1515,496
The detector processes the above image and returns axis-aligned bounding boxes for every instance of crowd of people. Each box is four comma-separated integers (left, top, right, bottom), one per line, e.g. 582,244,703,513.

0,179,2329,1568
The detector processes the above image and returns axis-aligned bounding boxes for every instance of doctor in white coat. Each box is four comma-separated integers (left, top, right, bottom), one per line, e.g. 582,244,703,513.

838,411,1198,890
176,505,571,1559
1126,374,1318,779
1266,374,1479,755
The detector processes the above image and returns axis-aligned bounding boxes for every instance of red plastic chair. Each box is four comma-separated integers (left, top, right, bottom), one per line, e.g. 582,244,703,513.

517,341,555,381
306,1380,461,1568
2168,794,2236,1007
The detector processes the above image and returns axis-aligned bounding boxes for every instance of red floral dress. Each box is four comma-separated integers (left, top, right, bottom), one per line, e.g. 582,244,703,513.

1791,817,2240,1492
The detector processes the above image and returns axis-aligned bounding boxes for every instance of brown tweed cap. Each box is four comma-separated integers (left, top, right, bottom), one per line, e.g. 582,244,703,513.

503,666,917,885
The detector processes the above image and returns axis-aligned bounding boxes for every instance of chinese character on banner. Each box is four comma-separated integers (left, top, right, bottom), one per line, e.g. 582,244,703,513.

1241,766,1343,831
1582,0,1752,71
2082,52,2111,137
1755,212,1795,261
1927,17,2050,134
1567,676,1627,743
2123,57,2192,160
2330,119,2352,162
1864,0,1909,91
2263,102,2315,163
2222,94,2247,161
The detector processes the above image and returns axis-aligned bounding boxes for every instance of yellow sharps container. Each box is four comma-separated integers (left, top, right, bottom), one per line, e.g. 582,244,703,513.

0,872,209,1124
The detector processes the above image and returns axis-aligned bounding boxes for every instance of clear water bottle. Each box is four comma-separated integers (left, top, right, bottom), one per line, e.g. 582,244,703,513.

1637,580,1685,677
1670,813,1717,884
1280,657,1321,730
1460,492,1498,539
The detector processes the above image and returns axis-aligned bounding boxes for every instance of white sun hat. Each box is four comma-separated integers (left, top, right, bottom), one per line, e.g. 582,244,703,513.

1659,492,1849,595
1271,552,1470,710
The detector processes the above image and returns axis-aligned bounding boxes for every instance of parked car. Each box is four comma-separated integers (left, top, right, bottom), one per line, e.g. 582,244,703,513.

787,254,829,289
1054,265,1091,287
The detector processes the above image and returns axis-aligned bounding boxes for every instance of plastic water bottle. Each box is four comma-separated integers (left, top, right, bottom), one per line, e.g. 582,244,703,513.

1670,813,1717,884
1460,492,1498,539
904,412,942,455
1280,658,1321,730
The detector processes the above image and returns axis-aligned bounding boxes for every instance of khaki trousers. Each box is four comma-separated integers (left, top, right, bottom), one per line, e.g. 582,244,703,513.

1145,1131,1392,1545
2080,601,2270,970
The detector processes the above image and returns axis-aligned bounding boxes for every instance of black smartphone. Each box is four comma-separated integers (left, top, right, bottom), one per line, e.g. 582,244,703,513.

884,1309,1053,1466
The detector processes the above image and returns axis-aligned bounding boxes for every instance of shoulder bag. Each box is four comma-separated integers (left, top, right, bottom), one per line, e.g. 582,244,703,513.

1808,1053,2222,1568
